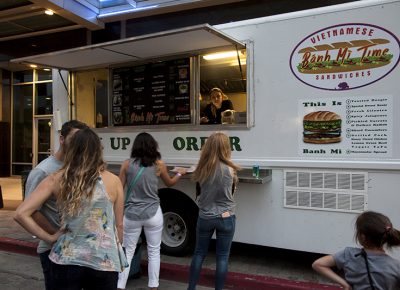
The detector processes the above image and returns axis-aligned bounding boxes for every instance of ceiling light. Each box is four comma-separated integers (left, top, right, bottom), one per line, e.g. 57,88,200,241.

98,5,158,18
43,68,51,71
203,51,243,60
30,64,37,68
45,10,54,16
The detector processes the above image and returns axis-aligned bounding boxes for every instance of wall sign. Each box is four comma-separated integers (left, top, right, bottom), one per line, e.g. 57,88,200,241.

298,95,393,157
290,23,400,90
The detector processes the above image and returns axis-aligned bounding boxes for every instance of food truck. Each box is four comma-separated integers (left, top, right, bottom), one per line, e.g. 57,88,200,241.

13,0,400,257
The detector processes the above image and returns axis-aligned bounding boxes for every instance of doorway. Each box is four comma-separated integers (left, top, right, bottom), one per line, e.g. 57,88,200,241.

33,117,53,166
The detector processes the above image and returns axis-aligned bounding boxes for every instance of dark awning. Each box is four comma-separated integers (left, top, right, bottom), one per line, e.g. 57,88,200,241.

11,24,245,71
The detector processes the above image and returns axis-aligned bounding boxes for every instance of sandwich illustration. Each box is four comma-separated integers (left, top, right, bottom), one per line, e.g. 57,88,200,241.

303,111,342,144
297,38,393,74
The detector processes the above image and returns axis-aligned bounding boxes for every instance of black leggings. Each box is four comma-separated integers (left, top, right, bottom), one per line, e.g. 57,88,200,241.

51,262,118,290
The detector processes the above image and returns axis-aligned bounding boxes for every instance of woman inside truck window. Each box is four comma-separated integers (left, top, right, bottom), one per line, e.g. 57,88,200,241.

200,88,234,124
188,132,240,290
117,132,186,290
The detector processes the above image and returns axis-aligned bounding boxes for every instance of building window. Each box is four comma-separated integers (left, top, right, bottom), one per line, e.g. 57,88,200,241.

11,69,53,175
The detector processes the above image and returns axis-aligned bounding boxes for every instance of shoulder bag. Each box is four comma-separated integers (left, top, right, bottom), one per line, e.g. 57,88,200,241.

124,165,144,204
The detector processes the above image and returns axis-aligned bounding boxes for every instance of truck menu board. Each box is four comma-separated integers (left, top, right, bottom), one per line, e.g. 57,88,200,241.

112,58,191,126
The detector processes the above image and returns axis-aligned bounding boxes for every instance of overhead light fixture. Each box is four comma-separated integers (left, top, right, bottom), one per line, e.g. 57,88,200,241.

203,51,243,60
127,0,137,8
45,9,54,16
30,64,38,68
98,5,158,18
43,68,51,71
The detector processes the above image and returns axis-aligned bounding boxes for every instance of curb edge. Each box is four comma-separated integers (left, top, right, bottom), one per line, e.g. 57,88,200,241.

0,237,339,290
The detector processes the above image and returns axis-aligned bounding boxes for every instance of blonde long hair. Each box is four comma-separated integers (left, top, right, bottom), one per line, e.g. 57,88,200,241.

58,128,105,218
193,132,240,184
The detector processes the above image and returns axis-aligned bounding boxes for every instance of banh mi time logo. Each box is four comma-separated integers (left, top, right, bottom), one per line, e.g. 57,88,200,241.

290,23,400,90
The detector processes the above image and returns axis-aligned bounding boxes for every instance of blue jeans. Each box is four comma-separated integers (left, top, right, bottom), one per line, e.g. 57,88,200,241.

188,215,236,290
39,250,53,290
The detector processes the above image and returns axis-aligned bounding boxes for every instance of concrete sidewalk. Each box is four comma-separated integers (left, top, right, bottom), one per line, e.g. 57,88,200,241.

0,177,340,290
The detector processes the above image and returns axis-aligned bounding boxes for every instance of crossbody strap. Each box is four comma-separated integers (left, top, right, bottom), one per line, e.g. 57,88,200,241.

356,249,376,290
124,165,144,204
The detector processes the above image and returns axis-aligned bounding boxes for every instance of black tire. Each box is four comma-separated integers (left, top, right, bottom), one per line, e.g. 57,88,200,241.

159,189,198,256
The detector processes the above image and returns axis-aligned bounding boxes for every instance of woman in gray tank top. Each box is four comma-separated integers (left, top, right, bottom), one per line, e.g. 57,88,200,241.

187,132,240,290
117,132,186,290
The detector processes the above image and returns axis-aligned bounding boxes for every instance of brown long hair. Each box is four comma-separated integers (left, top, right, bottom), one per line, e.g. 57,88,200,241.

355,211,400,249
58,128,105,218
193,132,240,184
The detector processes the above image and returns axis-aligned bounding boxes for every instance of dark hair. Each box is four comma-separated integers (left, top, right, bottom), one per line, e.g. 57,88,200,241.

130,132,161,167
355,211,400,249
60,120,88,138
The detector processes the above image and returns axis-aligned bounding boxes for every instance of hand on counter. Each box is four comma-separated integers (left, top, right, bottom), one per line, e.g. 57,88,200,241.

171,165,196,175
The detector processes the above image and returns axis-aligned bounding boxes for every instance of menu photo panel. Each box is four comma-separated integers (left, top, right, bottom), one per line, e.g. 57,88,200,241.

111,57,191,126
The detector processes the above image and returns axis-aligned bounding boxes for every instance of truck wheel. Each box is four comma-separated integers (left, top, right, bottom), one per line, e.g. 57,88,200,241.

159,190,198,256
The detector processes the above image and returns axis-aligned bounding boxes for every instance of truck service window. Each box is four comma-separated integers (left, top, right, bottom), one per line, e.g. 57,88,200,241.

111,58,191,126
200,49,247,125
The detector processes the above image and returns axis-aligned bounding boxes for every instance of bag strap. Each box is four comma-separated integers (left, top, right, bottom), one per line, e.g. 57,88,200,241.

356,249,376,290
124,164,145,204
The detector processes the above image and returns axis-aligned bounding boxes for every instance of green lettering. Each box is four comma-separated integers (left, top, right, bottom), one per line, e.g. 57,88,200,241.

200,137,208,148
186,137,199,151
230,137,242,151
110,137,120,150
173,137,185,150
121,137,130,150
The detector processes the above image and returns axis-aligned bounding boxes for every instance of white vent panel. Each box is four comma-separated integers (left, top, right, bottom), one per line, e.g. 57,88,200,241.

284,170,368,213
311,192,323,208
298,191,310,207
337,194,351,210
338,174,351,189
286,191,297,206
286,172,298,187
311,172,323,188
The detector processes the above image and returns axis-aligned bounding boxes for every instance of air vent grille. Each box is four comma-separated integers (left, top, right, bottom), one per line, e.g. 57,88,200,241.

284,170,368,213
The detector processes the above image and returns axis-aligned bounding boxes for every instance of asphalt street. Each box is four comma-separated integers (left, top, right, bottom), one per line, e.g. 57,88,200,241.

0,251,213,290
0,177,340,290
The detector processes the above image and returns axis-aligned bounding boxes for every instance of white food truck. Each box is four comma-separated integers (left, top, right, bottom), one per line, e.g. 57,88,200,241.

13,0,400,257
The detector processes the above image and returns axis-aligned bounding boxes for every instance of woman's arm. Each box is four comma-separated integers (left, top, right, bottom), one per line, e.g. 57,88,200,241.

113,174,124,243
312,255,352,290
157,160,186,187
201,104,214,124
119,159,130,188
14,174,61,244
103,170,125,243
